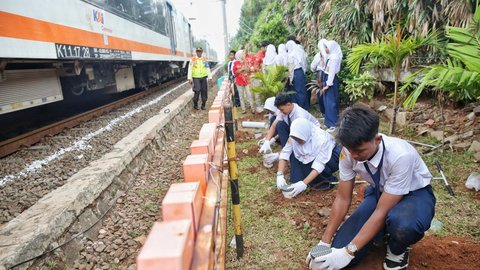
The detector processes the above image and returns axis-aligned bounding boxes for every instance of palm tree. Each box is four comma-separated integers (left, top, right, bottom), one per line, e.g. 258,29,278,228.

347,26,439,134
250,65,289,102
402,1,480,108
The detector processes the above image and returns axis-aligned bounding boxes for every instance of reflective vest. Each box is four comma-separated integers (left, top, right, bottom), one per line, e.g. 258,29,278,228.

191,56,209,78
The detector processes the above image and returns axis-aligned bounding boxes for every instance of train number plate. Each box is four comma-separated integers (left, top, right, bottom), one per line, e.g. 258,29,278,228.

55,43,132,60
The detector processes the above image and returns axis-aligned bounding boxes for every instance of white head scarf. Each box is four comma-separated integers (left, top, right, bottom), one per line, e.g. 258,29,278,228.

286,40,303,64
325,40,343,60
278,44,287,55
263,44,277,66
263,97,277,113
317,39,328,59
275,44,288,66
235,50,245,61
289,118,335,164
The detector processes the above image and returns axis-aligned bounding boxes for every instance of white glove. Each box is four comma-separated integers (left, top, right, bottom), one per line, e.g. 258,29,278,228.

269,137,277,144
276,174,287,189
284,181,307,198
259,140,272,154
257,137,266,146
310,247,354,270
306,241,331,265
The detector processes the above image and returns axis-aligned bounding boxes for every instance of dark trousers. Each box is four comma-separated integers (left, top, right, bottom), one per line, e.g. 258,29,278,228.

331,185,436,266
276,121,290,147
316,71,325,114
289,144,340,187
193,77,208,108
233,83,241,107
289,68,309,110
269,115,278,138
323,75,339,128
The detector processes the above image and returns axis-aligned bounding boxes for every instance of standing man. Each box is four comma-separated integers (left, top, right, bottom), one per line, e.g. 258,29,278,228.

188,47,212,110
227,50,240,107
307,104,435,270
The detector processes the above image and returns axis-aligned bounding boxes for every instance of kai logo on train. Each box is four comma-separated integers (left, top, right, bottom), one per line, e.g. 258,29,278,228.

93,9,104,24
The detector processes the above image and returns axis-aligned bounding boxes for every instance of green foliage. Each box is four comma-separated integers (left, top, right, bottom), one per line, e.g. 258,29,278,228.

230,0,270,50
344,71,377,102
250,65,288,102
402,2,480,108
347,27,440,133
250,10,289,49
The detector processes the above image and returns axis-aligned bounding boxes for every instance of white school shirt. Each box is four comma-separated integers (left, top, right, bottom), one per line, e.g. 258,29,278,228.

275,103,320,128
310,53,325,72
279,123,336,173
339,135,432,195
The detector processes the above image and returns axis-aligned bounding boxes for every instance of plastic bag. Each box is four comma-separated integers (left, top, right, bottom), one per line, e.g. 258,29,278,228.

465,172,480,191
263,152,279,168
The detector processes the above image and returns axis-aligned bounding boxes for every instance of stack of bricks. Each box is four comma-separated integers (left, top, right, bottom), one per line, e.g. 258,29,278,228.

137,79,230,270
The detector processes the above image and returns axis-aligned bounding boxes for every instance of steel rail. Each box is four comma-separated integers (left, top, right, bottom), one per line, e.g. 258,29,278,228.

0,78,185,158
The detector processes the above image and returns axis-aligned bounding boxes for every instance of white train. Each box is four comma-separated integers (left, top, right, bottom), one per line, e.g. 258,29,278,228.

0,0,218,115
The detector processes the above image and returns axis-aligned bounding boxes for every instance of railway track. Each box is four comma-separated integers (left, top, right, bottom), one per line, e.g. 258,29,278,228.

0,78,185,158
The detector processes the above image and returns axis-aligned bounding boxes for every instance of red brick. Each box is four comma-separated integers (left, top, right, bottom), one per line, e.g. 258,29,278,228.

183,154,209,195
137,220,193,270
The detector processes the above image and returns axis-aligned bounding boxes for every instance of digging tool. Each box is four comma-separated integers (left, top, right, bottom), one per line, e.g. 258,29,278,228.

434,160,455,196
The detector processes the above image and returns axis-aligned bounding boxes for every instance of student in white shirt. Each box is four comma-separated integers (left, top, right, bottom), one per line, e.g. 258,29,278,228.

307,104,436,270
320,40,343,132
286,40,309,110
276,118,340,197
263,44,277,69
310,39,327,115
259,93,320,154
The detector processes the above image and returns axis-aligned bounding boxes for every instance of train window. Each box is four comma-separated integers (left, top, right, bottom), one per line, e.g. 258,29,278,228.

107,0,134,17
154,0,167,35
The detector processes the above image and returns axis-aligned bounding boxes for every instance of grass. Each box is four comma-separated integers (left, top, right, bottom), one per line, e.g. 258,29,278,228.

226,142,317,269
390,120,480,239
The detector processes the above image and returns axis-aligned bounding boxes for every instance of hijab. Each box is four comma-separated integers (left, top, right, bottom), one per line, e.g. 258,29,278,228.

275,44,288,66
289,118,335,164
317,39,328,59
325,40,343,60
263,44,277,66
235,50,245,61
286,40,303,65
263,97,277,114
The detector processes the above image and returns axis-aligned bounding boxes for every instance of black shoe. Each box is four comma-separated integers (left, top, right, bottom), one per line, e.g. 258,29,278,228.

383,246,410,270
193,106,199,110
201,106,206,110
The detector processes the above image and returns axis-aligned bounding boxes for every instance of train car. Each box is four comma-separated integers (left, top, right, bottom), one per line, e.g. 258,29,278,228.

0,0,217,115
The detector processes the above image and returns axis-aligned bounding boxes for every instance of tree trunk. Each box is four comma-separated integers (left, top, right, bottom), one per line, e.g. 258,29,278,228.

389,72,399,135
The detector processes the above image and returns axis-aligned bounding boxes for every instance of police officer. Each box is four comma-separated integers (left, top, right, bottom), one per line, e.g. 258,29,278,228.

188,47,212,110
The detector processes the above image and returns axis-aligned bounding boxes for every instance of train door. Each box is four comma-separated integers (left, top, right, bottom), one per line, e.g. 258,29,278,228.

166,3,176,55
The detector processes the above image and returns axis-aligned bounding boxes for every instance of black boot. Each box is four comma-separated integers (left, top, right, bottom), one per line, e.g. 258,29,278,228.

201,103,206,110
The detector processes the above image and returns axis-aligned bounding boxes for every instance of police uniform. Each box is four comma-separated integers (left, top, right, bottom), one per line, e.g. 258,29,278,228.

331,134,436,265
188,48,212,110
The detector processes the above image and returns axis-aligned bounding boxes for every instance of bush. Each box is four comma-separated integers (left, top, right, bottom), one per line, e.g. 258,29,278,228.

344,71,377,102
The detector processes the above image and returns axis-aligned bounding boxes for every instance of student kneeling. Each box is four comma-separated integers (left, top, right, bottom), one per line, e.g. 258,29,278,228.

276,118,340,198
307,104,435,270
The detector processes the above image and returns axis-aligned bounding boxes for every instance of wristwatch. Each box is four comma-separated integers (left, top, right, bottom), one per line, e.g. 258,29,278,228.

346,242,357,256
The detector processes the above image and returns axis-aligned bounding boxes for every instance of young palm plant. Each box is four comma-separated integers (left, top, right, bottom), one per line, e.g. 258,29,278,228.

402,1,480,108
250,65,289,102
347,26,439,134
